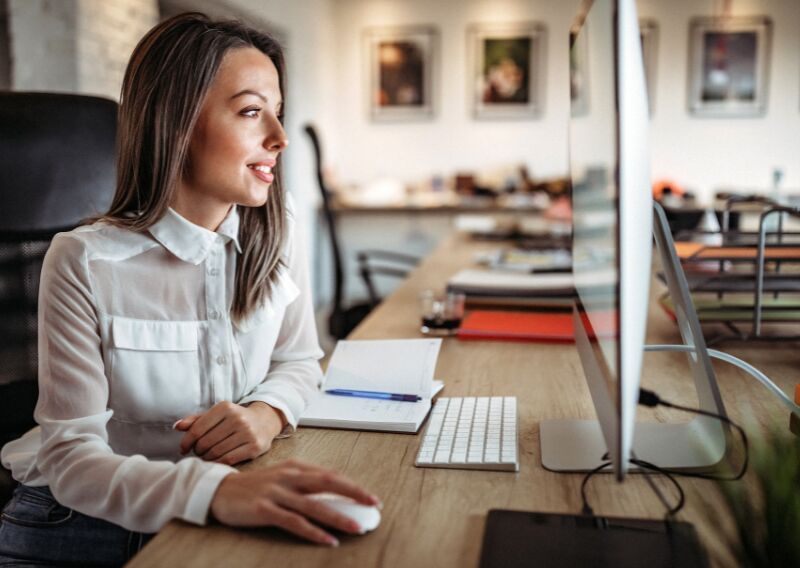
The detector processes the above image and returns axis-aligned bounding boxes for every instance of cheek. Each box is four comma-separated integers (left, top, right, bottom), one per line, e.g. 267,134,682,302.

189,121,250,178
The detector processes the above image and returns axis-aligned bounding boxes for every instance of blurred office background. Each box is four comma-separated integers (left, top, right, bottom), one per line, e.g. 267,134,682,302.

1,0,798,346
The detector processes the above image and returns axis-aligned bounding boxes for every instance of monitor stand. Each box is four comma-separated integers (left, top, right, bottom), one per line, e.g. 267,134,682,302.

540,203,731,473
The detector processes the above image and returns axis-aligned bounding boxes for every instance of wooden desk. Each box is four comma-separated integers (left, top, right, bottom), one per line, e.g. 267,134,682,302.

129,235,800,568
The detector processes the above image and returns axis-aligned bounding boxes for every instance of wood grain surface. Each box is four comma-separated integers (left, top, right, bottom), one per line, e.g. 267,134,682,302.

127,234,799,568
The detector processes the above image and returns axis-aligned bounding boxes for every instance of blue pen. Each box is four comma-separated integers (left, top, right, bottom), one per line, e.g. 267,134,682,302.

326,389,421,402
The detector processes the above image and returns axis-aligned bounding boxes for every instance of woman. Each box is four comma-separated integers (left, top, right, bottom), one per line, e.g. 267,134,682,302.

0,13,378,566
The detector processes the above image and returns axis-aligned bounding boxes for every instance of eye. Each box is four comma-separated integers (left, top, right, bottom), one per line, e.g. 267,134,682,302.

240,107,261,118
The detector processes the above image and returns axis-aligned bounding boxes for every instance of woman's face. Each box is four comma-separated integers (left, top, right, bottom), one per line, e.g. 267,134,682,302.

176,47,287,227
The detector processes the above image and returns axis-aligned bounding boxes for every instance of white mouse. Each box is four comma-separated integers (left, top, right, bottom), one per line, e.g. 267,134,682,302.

307,493,381,534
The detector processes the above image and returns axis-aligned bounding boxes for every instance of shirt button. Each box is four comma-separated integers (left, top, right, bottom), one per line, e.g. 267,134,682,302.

208,268,220,276
209,310,221,320
217,355,228,365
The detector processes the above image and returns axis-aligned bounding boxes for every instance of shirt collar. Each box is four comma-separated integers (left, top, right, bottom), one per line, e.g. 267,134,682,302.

148,206,242,265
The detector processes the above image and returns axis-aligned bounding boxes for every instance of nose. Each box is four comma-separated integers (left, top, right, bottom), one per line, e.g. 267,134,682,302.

264,116,289,153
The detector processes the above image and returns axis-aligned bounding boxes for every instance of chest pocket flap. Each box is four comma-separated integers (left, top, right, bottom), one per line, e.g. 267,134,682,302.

112,318,198,351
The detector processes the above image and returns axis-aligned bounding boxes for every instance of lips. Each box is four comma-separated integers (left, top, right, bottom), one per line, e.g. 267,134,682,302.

248,160,276,184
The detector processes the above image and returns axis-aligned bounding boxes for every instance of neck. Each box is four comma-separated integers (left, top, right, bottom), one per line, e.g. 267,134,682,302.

171,187,231,231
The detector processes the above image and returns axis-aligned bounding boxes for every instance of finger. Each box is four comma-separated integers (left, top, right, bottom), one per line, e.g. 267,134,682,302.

292,471,381,507
214,441,259,466
194,421,238,456
276,490,363,535
261,501,339,546
179,406,228,454
173,414,201,431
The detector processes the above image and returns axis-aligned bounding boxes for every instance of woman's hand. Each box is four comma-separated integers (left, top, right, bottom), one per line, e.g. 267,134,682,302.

210,459,382,546
175,401,286,465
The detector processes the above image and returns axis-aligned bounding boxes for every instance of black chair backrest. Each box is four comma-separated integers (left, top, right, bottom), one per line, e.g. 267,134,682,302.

304,123,345,318
0,92,117,445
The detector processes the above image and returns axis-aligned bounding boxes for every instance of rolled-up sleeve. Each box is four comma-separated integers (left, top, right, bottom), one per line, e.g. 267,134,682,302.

238,199,324,431
34,234,236,533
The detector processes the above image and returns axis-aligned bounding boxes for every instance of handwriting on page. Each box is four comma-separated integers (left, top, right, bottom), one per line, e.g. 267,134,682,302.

356,398,425,421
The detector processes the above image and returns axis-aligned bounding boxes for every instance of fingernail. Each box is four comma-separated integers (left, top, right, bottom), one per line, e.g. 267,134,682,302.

327,536,339,547
349,520,362,533
371,495,383,509
172,420,181,430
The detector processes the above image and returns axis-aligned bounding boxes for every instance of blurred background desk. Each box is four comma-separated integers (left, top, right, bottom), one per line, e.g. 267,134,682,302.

312,197,564,345
129,233,798,568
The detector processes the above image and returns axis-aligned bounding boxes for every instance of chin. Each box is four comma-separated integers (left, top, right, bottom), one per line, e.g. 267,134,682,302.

239,188,270,208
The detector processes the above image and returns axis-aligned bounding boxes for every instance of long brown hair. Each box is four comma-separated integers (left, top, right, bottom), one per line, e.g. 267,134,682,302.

100,12,287,321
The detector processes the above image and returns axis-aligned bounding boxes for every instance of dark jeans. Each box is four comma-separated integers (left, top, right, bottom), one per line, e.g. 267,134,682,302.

0,485,154,567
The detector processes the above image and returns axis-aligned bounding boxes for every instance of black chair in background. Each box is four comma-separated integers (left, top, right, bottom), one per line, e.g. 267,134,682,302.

0,92,117,504
304,124,418,339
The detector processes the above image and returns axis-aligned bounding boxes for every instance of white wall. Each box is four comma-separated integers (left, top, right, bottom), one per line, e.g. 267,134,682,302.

8,0,158,99
639,0,800,201
325,0,576,187
322,0,799,204
8,0,80,93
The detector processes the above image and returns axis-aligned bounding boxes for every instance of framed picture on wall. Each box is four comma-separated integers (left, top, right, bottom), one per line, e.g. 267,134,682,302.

688,16,772,117
468,22,546,119
569,29,589,117
640,19,658,115
365,26,438,121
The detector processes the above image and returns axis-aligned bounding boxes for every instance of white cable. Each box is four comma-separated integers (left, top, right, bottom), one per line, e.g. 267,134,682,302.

644,344,800,414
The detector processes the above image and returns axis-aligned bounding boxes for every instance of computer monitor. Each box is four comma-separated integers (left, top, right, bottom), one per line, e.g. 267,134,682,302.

539,0,730,480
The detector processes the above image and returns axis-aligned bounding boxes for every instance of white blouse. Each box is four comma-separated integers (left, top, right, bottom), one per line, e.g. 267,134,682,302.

0,198,324,533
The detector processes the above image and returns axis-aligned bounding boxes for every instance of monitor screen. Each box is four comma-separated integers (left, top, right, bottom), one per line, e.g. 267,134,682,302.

570,0,619,387
569,0,652,479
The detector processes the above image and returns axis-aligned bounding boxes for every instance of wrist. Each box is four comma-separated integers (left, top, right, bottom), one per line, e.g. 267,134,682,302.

245,401,287,430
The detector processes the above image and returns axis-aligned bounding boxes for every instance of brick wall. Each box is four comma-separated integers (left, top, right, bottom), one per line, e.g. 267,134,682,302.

7,0,158,100
75,0,157,99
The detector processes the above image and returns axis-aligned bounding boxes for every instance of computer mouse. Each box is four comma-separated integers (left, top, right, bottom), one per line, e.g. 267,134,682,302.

307,493,381,534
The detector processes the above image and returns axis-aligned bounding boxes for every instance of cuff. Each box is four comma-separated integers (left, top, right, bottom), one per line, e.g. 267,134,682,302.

181,463,238,526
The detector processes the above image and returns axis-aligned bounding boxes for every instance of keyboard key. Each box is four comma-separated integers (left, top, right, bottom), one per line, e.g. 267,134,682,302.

416,396,518,472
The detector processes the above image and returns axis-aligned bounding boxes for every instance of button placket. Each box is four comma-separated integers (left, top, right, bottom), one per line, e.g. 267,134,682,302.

204,239,229,403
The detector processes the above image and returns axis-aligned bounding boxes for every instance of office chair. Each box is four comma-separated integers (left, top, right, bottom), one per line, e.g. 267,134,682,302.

0,92,117,505
304,124,418,339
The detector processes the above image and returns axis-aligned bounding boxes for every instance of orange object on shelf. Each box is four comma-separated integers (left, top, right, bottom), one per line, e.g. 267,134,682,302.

458,311,574,342
674,242,800,261
652,180,685,200
457,310,616,343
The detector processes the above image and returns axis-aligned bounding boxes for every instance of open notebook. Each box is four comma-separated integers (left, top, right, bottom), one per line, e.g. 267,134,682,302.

299,339,443,433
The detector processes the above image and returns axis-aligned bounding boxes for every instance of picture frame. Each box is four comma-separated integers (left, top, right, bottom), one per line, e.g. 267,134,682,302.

688,16,772,117
639,19,658,115
364,26,438,122
468,22,546,120
569,28,589,117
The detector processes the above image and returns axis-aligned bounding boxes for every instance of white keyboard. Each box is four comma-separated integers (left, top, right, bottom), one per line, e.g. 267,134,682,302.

415,396,519,472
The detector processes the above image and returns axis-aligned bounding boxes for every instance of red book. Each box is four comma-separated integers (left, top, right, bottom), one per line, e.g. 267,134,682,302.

457,310,575,343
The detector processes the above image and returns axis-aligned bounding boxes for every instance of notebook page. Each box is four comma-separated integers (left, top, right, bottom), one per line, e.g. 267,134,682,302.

301,395,431,424
324,339,442,398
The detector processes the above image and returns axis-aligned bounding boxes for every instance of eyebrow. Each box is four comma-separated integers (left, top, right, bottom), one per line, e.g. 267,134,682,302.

229,89,268,103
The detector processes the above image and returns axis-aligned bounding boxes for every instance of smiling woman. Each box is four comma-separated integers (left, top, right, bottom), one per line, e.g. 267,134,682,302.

175,48,288,230
0,13,379,566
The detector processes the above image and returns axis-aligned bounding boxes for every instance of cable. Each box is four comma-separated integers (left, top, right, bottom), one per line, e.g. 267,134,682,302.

630,457,686,517
580,451,686,518
582,385,750,518
580,460,611,516
644,344,800,415
638,387,749,481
